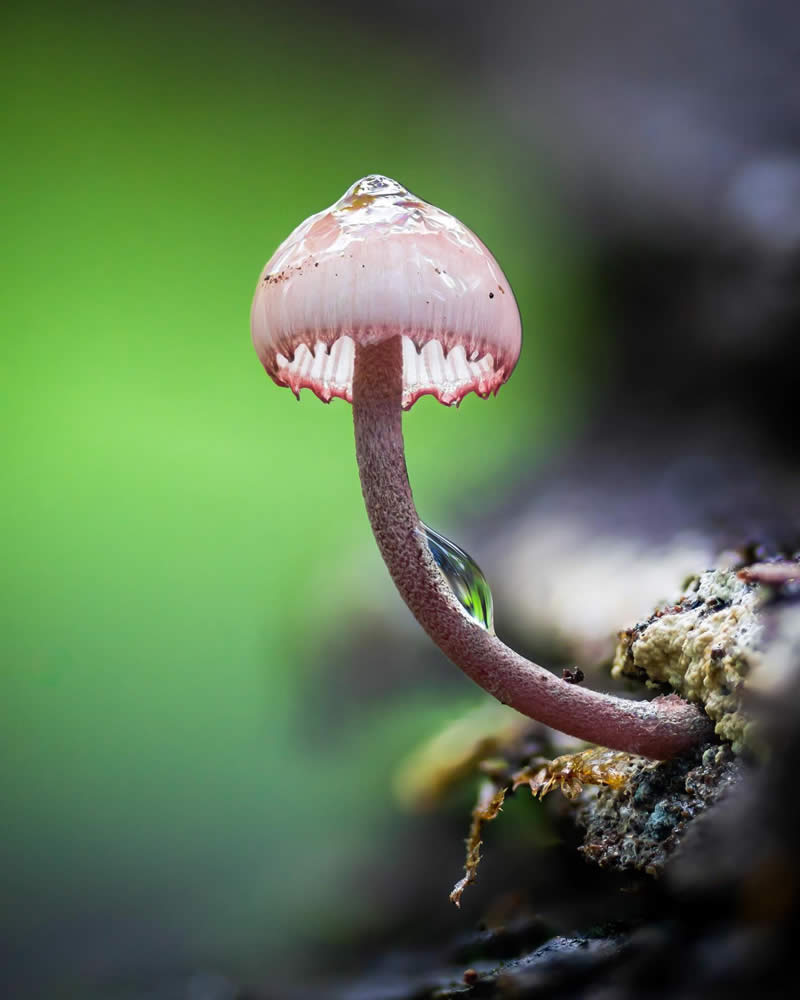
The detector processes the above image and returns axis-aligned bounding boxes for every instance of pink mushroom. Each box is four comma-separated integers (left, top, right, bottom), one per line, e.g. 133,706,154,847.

251,175,712,758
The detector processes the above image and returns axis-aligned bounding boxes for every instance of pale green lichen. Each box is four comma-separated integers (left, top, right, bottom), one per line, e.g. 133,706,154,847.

612,569,762,752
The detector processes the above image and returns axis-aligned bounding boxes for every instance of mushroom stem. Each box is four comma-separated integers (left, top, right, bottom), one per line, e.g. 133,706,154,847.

352,336,713,759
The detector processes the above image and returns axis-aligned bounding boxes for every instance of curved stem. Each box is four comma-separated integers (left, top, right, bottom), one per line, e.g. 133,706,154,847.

352,336,713,759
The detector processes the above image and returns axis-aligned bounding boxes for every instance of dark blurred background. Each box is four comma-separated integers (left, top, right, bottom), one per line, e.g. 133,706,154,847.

2,1,799,997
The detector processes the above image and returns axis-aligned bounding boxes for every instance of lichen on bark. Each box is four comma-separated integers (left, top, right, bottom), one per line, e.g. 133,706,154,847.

612,568,762,751
576,743,741,875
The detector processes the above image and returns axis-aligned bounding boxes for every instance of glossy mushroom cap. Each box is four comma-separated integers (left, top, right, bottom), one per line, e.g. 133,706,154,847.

251,175,522,408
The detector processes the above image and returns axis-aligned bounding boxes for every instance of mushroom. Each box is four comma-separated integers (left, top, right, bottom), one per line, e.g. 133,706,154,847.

251,175,712,758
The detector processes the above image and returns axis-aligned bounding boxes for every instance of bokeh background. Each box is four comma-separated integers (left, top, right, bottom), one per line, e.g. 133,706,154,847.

2,2,587,996
3,2,799,998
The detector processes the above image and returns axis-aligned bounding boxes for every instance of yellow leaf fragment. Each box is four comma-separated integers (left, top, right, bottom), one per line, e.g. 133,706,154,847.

394,700,532,810
513,747,646,801
449,780,507,907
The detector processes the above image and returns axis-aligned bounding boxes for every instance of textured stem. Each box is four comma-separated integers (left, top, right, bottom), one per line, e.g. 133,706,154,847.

352,336,714,759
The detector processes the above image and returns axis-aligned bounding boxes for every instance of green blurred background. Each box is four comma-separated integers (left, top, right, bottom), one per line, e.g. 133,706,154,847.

1,1,591,992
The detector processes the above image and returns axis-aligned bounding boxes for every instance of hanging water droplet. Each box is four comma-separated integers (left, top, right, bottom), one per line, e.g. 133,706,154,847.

420,522,494,632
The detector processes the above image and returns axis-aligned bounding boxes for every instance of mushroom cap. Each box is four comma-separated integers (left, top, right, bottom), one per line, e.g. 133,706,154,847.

251,175,522,408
